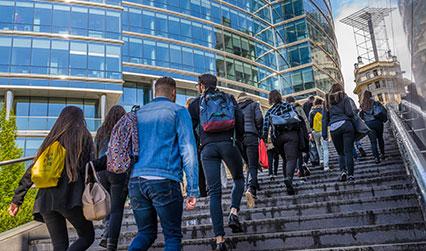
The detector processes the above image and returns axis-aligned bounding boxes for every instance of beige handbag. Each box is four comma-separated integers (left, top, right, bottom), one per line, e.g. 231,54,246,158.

82,161,111,221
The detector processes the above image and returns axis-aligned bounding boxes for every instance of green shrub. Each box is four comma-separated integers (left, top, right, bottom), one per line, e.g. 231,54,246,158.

0,108,36,233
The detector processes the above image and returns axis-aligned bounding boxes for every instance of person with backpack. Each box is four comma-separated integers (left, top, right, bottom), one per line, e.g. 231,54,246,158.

9,106,105,251
322,84,357,182
263,90,306,195
309,98,330,171
188,74,245,251
360,90,388,163
237,92,263,208
95,105,127,250
128,77,199,251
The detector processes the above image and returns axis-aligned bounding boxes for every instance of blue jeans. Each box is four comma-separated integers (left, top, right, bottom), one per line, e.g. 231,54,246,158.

128,178,183,251
201,141,245,237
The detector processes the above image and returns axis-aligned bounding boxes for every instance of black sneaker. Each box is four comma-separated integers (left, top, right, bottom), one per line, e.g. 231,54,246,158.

284,180,295,195
359,147,367,157
375,157,381,164
348,176,355,182
380,154,386,160
228,213,243,233
99,238,107,248
304,166,311,177
215,242,228,251
340,172,347,182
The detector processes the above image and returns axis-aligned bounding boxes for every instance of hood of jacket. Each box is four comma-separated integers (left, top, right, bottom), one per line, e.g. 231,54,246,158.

238,96,255,109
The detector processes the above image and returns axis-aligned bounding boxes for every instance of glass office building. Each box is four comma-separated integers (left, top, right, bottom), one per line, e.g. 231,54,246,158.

0,0,342,156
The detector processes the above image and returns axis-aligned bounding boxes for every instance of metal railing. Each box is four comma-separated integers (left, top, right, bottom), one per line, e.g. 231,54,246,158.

389,104,426,216
0,156,35,167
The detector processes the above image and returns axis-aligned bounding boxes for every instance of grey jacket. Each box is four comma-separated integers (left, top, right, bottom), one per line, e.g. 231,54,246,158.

238,96,263,137
322,94,356,139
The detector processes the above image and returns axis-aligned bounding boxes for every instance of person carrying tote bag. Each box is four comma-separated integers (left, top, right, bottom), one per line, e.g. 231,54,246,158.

82,161,111,221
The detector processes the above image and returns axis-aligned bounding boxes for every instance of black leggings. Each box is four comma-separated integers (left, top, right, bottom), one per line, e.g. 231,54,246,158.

331,121,355,176
41,206,95,251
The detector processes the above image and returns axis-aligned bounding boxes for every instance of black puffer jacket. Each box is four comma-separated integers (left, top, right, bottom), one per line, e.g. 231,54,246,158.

237,96,263,137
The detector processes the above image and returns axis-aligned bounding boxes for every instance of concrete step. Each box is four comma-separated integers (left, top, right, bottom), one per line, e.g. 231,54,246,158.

91,206,423,243
263,241,426,251
145,222,426,250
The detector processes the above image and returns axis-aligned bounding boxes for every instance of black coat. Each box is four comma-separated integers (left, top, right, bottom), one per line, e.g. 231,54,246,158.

237,97,263,137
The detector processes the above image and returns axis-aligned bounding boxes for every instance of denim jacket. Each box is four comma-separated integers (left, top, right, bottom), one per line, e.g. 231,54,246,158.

132,97,200,197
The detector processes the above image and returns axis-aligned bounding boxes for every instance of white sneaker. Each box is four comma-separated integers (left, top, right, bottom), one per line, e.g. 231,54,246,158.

324,166,330,171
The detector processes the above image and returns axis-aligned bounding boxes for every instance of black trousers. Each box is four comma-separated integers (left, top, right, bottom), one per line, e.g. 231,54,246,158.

268,148,279,175
198,149,208,197
41,206,95,251
366,119,385,158
241,134,260,192
273,130,300,184
99,171,128,250
331,121,355,176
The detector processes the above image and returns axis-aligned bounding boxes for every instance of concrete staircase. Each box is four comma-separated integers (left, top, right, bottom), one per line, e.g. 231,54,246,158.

30,125,426,250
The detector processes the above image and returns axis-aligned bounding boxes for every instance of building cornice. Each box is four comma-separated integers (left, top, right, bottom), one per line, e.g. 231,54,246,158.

47,0,124,11
0,73,124,84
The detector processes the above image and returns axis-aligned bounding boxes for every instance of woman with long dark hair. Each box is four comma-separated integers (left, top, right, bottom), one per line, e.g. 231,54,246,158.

262,90,306,195
95,105,126,250
9,106,103,251
360,90,386,163
322,84,357,181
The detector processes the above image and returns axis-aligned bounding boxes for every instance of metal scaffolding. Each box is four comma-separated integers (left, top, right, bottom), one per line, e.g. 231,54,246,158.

340,7,395,64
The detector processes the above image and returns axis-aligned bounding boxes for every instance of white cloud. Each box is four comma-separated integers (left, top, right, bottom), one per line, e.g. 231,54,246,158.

332,0,412,105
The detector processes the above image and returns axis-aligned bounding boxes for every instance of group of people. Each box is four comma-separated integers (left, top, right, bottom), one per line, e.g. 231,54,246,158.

7,73,388,251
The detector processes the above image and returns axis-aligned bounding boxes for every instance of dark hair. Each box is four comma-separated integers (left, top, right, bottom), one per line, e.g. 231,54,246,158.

325,83,345,110
155,76,176,96
285,96,296,103
308,95,315,101
33,106,93,183
95,105,126,155
268,90,282,105
314,98,323,106
360,90,374,111
198,73,217,89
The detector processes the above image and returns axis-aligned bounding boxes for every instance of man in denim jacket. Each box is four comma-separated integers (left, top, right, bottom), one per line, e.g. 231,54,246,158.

128,77,199,251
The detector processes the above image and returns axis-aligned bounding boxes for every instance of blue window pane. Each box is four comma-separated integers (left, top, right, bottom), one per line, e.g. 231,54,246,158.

106,11,120,33
34,3,52,33
106,45,120,72
11,38,31,67
71,7,88,30
50,40,69,75
0,37,12,65
143,40,156,65
29,97,48,116
52,5,70,30
88,44,105,77
0,1,14,24
15,2,34,26
15,97,30,116
170,45,182,67
128,37,142,63
48,98,66,117
70,42,88,70
89,9,105,32
156,42,169,67
182,47,193,67
142,10,154,33
31,39,50,67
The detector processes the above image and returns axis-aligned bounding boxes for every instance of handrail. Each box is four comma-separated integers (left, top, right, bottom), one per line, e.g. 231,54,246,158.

0,156,35,167
389,106,426,214
400,100,426,120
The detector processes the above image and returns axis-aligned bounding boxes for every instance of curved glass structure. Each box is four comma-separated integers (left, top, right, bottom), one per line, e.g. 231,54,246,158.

0,0,342,155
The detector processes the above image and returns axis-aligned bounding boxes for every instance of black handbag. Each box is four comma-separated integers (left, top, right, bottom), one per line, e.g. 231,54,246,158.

352,113,371,141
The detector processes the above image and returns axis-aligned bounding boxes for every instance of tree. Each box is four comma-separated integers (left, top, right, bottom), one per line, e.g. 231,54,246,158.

0,106,36,233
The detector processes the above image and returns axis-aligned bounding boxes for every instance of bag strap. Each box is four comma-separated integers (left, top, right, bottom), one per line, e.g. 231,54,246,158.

85,161,100,184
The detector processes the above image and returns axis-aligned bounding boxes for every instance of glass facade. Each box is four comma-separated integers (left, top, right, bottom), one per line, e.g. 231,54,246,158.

0,0,341,156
